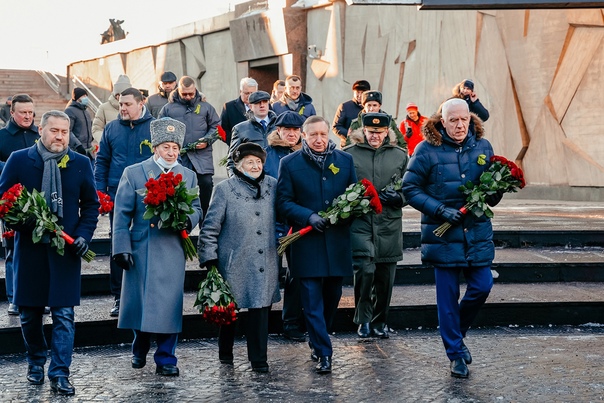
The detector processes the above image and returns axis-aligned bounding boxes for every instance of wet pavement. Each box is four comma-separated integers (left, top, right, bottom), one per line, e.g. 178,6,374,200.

1,326,603,402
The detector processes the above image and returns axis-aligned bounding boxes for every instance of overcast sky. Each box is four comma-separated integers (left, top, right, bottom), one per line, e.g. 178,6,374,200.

0,0,245,73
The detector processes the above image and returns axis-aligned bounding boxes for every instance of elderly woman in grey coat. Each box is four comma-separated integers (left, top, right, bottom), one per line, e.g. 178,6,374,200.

198,142,280,373
112,118,202,377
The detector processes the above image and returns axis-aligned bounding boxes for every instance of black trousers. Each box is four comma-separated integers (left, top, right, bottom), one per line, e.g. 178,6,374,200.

195,173,213,220
108,211,122,298
218,306,270,365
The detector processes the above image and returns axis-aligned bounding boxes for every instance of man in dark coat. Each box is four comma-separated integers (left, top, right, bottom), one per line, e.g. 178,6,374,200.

0,96,11,127
402,98,502,379
226,90,276,176
220,77,258,145
146,71,177,118
95,87,154,317
344,113,408,339
0,94,39,316
64,88,94,157
277,115,357,374
332,80,370,146
0,110,99,395
159,76,220,217
272,75,317,118
452,79,490,122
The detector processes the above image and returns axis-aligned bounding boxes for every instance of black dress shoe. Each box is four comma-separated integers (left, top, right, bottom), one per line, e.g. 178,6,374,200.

156,364,179,376
308,341,318,362
283,328,306,342
251,361,269,373
450,358,469,378
316,356,332,374
26,365,44,385
371,325,389,339
461,342,472,364
131,356,146,369
50,377,75,395
110,299,120,317
357,323,371,338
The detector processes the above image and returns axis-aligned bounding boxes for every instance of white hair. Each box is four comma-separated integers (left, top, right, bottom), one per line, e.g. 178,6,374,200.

441,98,469,120
240,77,258,90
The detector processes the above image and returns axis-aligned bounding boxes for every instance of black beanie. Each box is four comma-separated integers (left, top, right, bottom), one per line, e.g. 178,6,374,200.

72,87,88,101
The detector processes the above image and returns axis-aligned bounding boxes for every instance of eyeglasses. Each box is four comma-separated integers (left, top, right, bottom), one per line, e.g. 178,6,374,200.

180,91,196,98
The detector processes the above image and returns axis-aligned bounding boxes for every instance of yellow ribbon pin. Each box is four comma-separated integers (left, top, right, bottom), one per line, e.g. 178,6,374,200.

194,104,201,114
477,154,486,166
140,139,153,154
328,163,339,175
57,154,70,169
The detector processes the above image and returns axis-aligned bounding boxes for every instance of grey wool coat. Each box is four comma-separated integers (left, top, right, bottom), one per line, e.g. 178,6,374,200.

198,174,281,309
112,157,202,334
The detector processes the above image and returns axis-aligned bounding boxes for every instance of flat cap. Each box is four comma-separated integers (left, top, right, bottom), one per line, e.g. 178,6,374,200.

150,117,186,148
362,112,391,132
160,71,177,82
361,90,382,105
248,91,270,104
274,111,305,128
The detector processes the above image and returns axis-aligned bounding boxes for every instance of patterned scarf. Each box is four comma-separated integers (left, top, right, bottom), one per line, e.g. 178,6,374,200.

36,141,67,218
301,139,337,168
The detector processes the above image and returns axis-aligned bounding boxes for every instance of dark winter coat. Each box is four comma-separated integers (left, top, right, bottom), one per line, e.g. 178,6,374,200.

332,98,363,140
0,146,99,307
402,113,495,268
344,132,408,262
159,90,221,175
226,110,277,176
0,119,39,162
65,100,94,149
276,145,357,278
347,110,408,152
220,97,248,145
272,93,316,118
94,107,154,199
146,86,172,118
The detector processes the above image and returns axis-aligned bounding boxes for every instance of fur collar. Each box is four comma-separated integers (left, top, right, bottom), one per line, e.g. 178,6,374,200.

421,113,484,146
347,127,398,146
267,131,302,151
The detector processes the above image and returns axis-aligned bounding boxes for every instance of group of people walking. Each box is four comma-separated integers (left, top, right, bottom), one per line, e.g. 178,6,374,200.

0,72,498,395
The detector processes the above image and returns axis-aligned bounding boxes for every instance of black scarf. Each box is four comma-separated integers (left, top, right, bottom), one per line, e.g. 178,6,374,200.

232,168,266,199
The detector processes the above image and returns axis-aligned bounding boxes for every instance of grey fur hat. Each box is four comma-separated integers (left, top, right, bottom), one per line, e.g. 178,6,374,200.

150,118,186,148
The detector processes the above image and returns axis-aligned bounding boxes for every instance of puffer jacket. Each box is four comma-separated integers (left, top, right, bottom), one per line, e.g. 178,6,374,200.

272,92,316,118
159,90,220,175
344,131,408,262
402,113,495,268
92,94,120,143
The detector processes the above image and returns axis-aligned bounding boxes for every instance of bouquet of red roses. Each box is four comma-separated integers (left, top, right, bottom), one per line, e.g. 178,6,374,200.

277,179,382,255
194,265,238,326
180,125,227,155
97,191,113,215
0,183,96,262
433,155,526,237
136,172,199,260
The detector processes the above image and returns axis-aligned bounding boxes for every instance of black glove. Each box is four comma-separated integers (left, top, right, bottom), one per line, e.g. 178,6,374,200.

176,217,192,232
112,253,134,271
379,189,403,207
437,205,463,225
71,236,89,257
485,190,504,207
308,213,328,232
10,216,37,233
201,259,218,270
406,127,413,138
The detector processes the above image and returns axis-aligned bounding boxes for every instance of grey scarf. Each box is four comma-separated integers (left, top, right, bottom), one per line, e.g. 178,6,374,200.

302,139,337,168
36,141,68,218
283,93,300,111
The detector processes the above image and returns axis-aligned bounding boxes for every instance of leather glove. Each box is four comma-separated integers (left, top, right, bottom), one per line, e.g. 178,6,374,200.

112,253,134,271
437,205,463,225
406,127,413,138
201,259,218,270
10,215,37,233
308,213,328,232
485,190,504,207
71,236,89,257
379,189,403,207
175,217,192,232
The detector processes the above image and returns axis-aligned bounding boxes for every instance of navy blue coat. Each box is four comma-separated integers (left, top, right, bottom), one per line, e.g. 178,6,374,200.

272,93,317,119
331,98,363,139
276,145,357,278
94,108,154,199
0,119,39,162
0,146,99,306
220,97,248,145
402,114,495,268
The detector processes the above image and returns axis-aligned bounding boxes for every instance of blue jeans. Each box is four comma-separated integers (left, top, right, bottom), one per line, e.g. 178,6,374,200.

5,249,13,303
20,306,75,379
132,330,178,366
434,266,493,361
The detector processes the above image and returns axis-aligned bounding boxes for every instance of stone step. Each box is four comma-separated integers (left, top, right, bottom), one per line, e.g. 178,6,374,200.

0,282,603,354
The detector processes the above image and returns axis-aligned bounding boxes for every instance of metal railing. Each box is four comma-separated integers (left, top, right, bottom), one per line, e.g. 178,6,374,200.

36,70,62,95
71,75,102,114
